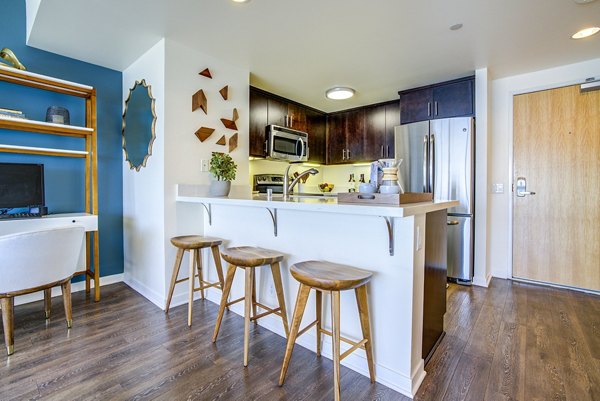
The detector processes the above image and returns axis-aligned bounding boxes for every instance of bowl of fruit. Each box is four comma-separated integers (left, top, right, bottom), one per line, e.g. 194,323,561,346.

318,183,335,193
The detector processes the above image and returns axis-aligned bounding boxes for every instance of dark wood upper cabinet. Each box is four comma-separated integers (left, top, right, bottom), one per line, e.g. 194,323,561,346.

399,76,474,124
327,113,347,164
345,109,366,162
385,101,400,157
306,109,326,164
267,97,287,127
288,103,307,132
365,104,386,160
249,89,268,157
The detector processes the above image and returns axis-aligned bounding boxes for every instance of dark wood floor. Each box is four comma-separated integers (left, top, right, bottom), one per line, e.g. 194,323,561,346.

1,279,599,401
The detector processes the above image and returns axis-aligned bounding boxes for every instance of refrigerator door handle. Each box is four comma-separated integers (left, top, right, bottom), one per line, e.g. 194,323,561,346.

423,135,428,192
429,133,435,195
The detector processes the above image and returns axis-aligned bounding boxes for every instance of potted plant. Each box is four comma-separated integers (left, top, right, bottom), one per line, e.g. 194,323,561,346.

209,152,237,196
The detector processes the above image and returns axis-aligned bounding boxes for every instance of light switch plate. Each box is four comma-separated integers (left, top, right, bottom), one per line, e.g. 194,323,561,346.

492,183,504,194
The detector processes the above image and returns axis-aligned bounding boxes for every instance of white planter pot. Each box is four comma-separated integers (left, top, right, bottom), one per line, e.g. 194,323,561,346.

210,180,231,197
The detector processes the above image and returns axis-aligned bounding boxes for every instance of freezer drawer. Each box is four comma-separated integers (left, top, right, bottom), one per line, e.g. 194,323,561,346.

447,215,473,282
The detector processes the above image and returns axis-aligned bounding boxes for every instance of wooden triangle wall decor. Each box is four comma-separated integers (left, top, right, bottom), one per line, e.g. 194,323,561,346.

229,133,238,153
216,135,226,145
232,108,239,121
219,86,229,100
192,89,207,114
194,127,215,142
199,68,212,79
220,118,238,131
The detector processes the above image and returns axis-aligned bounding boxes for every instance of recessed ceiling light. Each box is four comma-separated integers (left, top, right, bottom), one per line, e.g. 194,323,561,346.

450,23,463,31
326,87,355,100
572,27,600,39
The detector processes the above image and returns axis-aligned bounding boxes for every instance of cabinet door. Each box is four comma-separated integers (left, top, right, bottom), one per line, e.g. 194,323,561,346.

306,109,326,164
345,109,365,162
327,113,347,164
385,101,400,158
400,88,433,124
288,103,307,132
432,79,474,119
249,89,268,157
267,97,288,126
364,104,386,161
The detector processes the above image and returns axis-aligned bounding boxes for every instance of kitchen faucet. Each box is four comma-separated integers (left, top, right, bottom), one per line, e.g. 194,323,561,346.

283,164,318,198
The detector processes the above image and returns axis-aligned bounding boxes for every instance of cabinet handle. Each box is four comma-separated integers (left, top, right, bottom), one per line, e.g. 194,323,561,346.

434,101,438,116
381,145,384,158
386,145,390,158
264,140,268,154
347,149,351,159
428,102,431,117
342,149,346,160
290,115,293,127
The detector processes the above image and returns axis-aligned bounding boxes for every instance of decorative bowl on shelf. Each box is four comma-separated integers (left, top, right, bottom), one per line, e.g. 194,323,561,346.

318,183,334,193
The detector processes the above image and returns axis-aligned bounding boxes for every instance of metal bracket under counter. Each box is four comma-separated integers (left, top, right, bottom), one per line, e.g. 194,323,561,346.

200,203,212,225
382,216,395,256
266,208,278,237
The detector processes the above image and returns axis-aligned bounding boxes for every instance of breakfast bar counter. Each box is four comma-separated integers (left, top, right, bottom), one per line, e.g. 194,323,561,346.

176,184,458,398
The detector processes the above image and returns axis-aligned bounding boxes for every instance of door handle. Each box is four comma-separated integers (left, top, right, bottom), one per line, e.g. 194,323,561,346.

423,135,428,192
447,220,460,226
516,177,536,197
429,134,435,194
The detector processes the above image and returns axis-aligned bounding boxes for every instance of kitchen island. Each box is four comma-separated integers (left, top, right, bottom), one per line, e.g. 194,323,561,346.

176,184,458,398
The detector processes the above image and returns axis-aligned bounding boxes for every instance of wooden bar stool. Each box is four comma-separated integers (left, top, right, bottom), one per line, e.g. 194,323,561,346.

279,260,375,401
166,235,225,327
212,246,290,367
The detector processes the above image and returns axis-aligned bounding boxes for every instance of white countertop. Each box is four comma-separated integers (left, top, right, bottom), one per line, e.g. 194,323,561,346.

176,184,458,218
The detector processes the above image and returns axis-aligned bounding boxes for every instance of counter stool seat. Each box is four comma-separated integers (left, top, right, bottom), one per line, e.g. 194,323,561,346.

166,235,226,327
280,260,375,401
220,246,284,267
291,261,372,291
213,246,289,367
170,235,222,249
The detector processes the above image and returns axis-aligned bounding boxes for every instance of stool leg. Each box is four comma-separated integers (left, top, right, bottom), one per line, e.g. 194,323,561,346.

44,288,52,319
212,264,236,342
1,297,14,355
251,271,258,324
211,245,225,289
195,248,205,300
316,289,322,357
243,267,254,367
356,285,375,383
278,283,311,386
165,248,184,313
187,249,196,327
62,280,73,329
270,262,290,337
331,290,341,401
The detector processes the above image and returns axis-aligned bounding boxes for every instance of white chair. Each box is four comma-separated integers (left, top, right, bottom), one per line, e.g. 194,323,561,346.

0,226,85,355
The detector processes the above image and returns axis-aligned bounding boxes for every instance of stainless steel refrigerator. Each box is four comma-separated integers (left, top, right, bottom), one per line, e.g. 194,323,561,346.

395,117,474,283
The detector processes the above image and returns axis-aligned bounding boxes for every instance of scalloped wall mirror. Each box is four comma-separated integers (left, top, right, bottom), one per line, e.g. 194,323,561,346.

122,79,157,171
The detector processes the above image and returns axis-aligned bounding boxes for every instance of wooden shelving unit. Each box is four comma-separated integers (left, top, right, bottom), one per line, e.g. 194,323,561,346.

0,64,101,301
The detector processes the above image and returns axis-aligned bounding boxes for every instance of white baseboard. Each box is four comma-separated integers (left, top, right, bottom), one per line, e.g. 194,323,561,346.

14,273,125,306
123,273,166,310
472,272,492,288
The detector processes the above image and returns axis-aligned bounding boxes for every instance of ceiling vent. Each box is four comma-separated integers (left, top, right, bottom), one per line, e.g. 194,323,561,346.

581,77,600,93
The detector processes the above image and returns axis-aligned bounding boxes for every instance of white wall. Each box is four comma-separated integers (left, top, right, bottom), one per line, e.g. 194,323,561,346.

122,39,166,307
489,57,600,279
163,39,250,306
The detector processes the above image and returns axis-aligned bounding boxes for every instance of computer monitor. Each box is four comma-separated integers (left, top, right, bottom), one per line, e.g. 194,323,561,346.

0,162,45,209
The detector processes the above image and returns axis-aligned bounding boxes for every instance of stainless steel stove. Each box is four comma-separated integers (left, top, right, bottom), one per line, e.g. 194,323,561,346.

253,174,284,193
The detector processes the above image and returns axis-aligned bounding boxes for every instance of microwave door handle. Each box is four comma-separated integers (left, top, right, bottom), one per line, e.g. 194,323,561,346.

301,138,306,159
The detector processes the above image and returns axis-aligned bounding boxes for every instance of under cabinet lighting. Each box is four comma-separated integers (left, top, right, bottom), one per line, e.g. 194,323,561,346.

572,27,600,39
302,163,321,167
352,163,372,167
326,87,355,100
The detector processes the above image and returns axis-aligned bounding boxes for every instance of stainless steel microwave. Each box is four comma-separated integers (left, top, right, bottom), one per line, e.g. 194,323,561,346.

266,125,308,162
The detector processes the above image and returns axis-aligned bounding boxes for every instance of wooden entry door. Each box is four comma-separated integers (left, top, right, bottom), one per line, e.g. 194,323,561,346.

513,84,600,291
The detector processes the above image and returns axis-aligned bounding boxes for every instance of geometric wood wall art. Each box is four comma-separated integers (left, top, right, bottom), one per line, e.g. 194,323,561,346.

199,68,212,79
219,86,229,100
192,89,207,114
194,126,215,142
229,133,238,153
220,118,238,131
216,135,226,145
232,107,239,121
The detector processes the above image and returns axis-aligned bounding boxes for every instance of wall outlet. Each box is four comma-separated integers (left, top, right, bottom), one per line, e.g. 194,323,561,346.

200,159,209,172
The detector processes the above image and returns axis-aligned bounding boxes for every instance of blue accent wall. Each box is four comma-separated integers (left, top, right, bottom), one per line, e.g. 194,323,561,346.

0,0,124,278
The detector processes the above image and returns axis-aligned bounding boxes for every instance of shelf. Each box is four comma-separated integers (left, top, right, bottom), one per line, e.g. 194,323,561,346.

0,144,88,158
0,64,94,98
0,116,93,137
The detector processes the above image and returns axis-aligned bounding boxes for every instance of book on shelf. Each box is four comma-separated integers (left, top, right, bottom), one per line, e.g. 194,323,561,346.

0,107,23,115
0,108,27,120
0,113,27,120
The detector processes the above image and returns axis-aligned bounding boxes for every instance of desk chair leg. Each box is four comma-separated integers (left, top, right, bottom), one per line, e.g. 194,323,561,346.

270,262,290,337
213,264,236,342
279,283,311,386
165,248,184,313
316,290,322,357
195,249,205,300
1,297,14,355
331,290,341,401
243,267,254,367
44,288,52,319
188,249,197,327
62,280,73,328
356,285,375,382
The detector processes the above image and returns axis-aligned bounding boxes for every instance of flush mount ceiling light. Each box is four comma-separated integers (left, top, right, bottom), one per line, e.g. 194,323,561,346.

449,23,463,31
326,87,355,100
574,0,597,3
231,0,250,3
572,27,600,39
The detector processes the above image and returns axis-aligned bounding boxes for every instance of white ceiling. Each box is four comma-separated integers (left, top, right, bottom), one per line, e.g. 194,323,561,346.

26,0,600,112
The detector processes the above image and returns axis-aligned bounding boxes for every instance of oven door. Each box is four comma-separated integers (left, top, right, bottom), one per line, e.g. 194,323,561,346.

268,127,308,162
